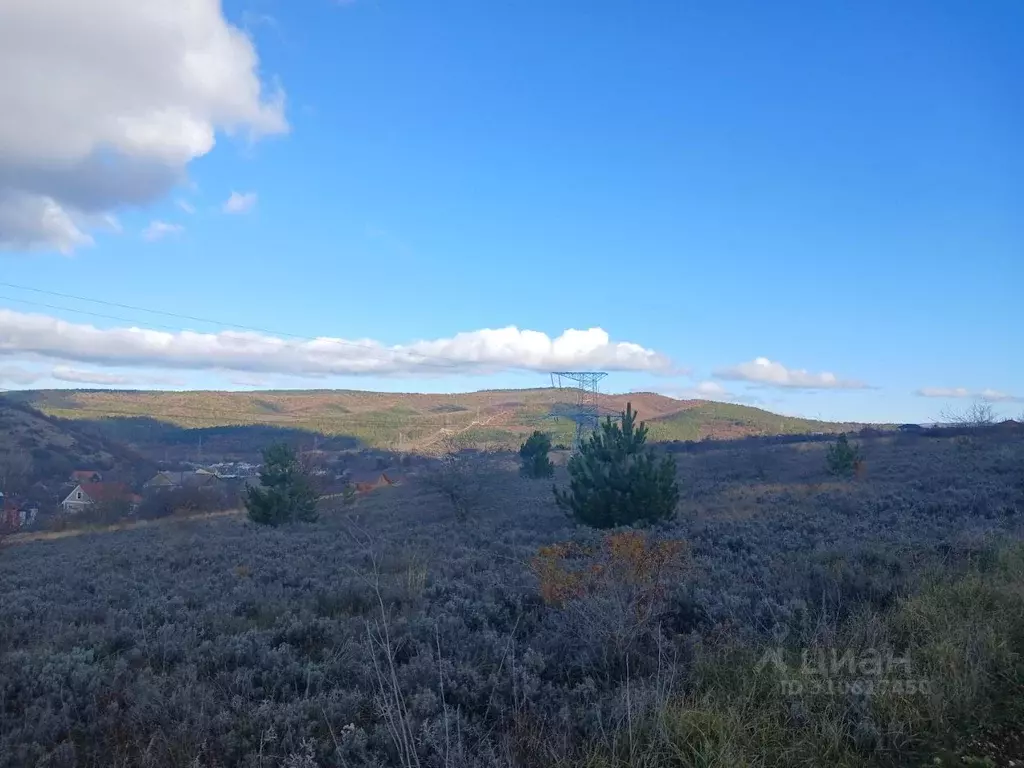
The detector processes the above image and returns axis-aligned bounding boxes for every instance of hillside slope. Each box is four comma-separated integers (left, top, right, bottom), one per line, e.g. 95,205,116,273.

9,388,875,452
0,397,155,493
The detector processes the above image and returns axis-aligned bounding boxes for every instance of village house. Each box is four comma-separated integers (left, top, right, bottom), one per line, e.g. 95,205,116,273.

69,470,103,484
62,482,141,515
143,470,223,491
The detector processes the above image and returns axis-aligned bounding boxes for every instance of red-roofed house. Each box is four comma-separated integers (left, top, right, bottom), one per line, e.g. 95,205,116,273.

62,482,141,515
70,470,103,484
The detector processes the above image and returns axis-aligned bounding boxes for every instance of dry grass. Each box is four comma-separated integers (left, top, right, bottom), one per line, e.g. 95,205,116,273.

565,543,1024,767
6,507,244,544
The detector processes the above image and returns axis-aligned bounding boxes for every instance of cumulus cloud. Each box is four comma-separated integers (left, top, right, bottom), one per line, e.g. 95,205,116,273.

0,309,673,379
714,357,868,390
142,220,183,242
0,193,96,254
0,0,287,253
916,387,1022,403
223,191,257,214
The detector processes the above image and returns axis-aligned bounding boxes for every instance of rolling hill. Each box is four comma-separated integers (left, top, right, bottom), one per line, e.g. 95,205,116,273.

7,388,878,453
0,396,155,492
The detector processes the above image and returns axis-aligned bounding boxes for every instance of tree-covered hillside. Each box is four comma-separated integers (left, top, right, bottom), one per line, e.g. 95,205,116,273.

7,388,877,452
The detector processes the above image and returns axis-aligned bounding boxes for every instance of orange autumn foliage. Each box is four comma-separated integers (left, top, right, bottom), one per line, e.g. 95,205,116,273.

530,531,688,616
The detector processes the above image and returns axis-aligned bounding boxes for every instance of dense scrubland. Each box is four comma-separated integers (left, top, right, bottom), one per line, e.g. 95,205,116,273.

2,428,1023,767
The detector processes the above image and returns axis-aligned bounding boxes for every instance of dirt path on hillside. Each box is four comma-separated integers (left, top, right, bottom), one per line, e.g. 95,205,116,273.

5,508,245,544
411,408,516,453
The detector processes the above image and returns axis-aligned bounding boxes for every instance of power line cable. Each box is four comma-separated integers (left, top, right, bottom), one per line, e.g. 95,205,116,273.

0,282,480,372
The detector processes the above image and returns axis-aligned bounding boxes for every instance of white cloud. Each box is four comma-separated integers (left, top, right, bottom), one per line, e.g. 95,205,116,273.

0,309,673,379
142,220,183,242
0,192,94,254
659,380,762,404
979,389,1023,403
51,365,183,386
51,366,134,385
691,380,729,398
223,191,257,214
0,364,42,385
666,380,731,400
916,387,1022,403
915,387,971,399
714,357,868,390
176,200,196,215
0,0,287,254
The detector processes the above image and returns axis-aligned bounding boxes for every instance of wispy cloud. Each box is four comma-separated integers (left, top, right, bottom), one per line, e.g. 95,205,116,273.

714,357,868,390
142,220,183,242
51,366,136,385
916,387,1022,403
51,366,183,386
176,200,196,215
222,191,257,214
0,364,42,385
0,308,674,379
659,380,762,404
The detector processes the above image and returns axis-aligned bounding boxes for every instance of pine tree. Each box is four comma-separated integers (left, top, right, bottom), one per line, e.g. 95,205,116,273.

825,433,862,477
554,403,679,529
519,430,555,479
246,443,319,526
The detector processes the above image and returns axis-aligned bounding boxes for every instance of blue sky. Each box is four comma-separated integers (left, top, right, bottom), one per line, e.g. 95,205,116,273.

0,0,1021,423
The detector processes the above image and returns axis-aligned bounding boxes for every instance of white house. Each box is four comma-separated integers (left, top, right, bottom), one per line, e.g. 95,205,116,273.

61,482,141,515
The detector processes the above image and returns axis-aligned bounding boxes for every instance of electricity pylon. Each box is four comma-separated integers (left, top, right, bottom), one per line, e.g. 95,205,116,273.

549,371,615,452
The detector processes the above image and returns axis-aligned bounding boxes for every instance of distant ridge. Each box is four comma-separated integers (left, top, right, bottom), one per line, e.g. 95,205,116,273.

7,388,879,451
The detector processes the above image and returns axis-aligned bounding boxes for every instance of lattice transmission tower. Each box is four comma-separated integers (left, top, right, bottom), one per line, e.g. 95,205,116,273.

549,371,615,452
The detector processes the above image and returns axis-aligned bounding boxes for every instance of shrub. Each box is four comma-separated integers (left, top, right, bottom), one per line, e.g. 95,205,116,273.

137,486,233,520
941,402,997,428
553,402,679,528
519,430,554,479
75,498,134,527
245,443,319,526
826,433,863,477
530,531,690,668
423,436,481,521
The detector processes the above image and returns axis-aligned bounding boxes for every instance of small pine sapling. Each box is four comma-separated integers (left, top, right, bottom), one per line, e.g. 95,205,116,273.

826,433,863,477
246,443,319,526
519,430,555,479
554,402,679,529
